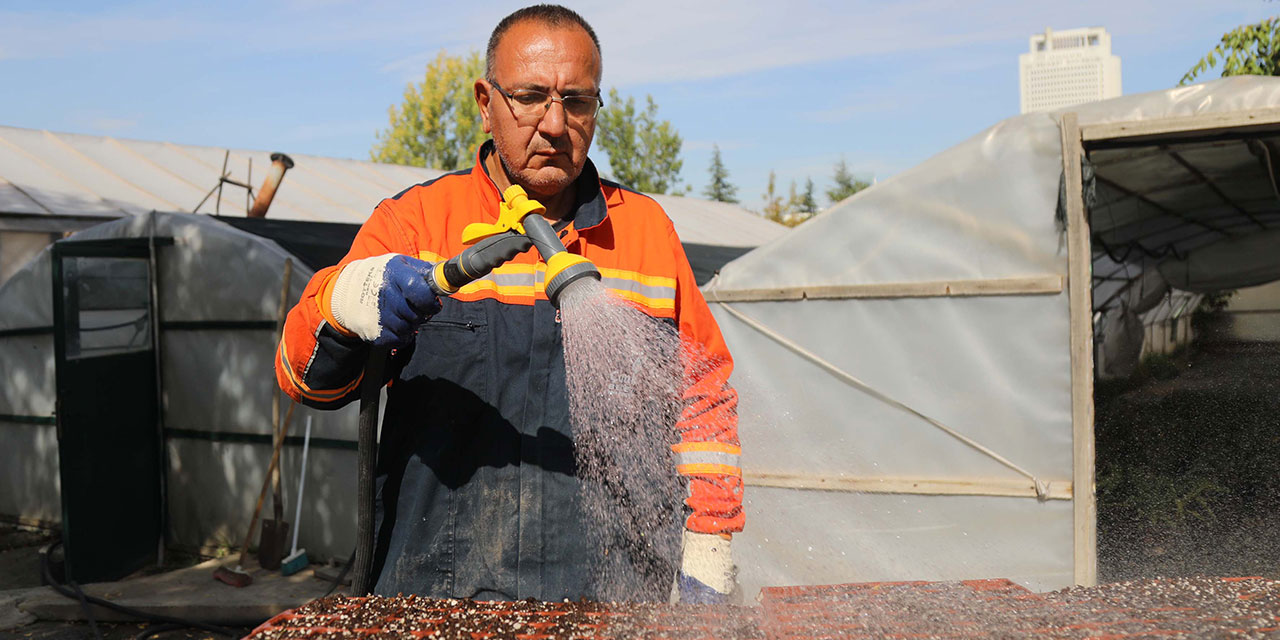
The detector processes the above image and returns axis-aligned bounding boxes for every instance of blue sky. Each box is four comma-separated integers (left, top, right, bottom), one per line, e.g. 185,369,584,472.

1,0,1275,211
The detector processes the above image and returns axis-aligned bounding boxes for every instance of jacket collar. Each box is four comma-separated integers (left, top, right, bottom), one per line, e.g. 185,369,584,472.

474,140,609,231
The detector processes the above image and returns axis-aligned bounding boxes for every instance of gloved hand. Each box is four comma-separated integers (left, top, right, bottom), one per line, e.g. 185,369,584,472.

677,531,736,605
329,253,442,346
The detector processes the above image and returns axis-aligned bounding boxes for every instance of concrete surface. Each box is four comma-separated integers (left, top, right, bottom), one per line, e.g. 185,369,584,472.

17,557,343,627
0,592,37,631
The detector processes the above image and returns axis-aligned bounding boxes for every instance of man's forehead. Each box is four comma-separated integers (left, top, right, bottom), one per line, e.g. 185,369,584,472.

492,21,600,75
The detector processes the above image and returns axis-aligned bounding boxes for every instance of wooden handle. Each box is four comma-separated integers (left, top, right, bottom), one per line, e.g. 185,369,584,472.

238,401,296,567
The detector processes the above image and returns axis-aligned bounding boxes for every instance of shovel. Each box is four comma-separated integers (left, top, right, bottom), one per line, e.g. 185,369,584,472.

258,406,292,570
259,258,295,571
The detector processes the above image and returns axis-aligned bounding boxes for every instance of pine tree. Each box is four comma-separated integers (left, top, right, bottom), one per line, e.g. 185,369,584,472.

799,178,818,217
703,145,738,203
826,157,870,205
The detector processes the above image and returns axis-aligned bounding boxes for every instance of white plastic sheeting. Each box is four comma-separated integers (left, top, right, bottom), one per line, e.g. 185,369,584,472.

0,125,786,563
0,212,363,557
0,126,441,225
707,76,1280,596
0,202,782,561
0,125,786,249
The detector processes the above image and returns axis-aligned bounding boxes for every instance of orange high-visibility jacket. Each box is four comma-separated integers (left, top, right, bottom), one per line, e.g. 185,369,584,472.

276,143,742,599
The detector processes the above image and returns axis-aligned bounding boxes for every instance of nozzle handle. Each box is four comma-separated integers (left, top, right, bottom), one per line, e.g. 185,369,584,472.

521,214,566,263
428,232,533,295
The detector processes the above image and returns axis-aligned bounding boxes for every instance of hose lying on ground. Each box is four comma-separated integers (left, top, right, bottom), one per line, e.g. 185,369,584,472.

40,542,239,638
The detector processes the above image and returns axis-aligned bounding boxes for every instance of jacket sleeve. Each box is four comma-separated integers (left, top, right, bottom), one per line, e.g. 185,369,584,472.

275,201,420,409
668,226,745,536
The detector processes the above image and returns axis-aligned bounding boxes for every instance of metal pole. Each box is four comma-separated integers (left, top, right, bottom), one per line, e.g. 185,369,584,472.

147,211,168,567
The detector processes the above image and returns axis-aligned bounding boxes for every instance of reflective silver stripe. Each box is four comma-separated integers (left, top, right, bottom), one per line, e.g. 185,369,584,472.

675,451,741,467
488,272,539,287
600,276,675,301
471,271,677,300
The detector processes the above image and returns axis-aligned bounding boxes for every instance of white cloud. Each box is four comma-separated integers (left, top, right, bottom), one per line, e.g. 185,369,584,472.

0,3,486,62
567,0,1272,87
0,11,193,60
10,0,1262,84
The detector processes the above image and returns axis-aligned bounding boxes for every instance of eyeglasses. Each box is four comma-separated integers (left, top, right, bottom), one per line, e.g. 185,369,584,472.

489,80,604,124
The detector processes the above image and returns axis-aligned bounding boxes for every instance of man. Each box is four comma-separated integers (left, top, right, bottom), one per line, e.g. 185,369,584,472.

275,4,742,603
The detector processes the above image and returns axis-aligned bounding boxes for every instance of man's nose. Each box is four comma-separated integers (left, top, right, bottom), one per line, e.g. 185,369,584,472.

537,100,568,138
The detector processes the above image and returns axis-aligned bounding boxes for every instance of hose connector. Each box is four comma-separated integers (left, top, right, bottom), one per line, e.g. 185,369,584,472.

429,260,461,295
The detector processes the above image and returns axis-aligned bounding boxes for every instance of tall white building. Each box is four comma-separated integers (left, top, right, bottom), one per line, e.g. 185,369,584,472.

1019,27,1121,114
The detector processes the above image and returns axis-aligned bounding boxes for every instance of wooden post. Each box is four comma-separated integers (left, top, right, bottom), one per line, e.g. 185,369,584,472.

1060,112,1097,586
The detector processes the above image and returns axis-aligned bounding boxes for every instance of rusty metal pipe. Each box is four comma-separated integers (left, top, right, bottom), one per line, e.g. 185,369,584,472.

248,153,295,218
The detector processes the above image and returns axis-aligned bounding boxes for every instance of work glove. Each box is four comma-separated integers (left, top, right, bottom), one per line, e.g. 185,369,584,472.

329,253,443,346
677,531,736,605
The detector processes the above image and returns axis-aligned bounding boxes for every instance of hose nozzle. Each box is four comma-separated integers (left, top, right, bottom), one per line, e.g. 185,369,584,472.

543,251,600,307
501,186,601,307
426,185,600,307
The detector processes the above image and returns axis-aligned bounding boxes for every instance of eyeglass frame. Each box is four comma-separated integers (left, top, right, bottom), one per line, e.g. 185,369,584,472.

487,79,605,123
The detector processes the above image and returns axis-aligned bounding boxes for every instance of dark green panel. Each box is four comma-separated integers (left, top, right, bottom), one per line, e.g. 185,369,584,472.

56,350,160,583
53,246,163,584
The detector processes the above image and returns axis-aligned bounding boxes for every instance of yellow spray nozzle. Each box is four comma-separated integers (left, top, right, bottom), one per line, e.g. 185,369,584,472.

460,185,547,245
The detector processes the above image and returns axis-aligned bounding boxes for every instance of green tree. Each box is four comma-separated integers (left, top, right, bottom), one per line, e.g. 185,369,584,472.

372,50,487,170
1181,17,1280,85
761,170,793,225
776,178,820,227
826,157,870,205
798,178,819,217
596,88,686,194
703,144,738,203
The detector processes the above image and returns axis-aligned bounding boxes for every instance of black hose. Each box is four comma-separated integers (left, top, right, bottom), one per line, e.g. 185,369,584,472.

40,542,238,637
66,570,103,640
323,548,357,598
351,346,388,595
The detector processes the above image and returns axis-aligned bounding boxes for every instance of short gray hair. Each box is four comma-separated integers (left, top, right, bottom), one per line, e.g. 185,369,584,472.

485,4,601,82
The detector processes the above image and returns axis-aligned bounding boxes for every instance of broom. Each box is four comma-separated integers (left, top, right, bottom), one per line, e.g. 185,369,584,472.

281,416,312,576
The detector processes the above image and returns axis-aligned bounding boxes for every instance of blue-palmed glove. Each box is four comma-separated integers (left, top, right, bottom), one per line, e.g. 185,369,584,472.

329,253,443,346
677,531,736,605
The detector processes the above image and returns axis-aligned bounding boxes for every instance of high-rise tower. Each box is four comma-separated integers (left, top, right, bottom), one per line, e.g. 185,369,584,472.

1019,27,1121,114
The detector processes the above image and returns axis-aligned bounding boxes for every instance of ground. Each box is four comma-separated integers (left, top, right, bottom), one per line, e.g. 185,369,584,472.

0,525,251,640
5,341,1280,637
1096,341,1280,583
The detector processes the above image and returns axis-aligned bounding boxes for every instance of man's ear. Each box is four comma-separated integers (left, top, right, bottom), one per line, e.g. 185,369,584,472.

475,79,493,134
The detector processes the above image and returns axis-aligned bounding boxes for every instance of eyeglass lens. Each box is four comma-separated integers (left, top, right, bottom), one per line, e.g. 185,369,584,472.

508,89,600,120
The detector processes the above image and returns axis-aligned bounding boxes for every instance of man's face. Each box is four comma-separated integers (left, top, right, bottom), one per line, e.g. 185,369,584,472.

477,21,601,200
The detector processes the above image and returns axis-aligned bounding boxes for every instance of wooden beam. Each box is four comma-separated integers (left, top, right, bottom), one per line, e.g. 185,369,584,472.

703,275,1064,303
743,471,1073,500
1080,107,1280,143
1061,112,1098,587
